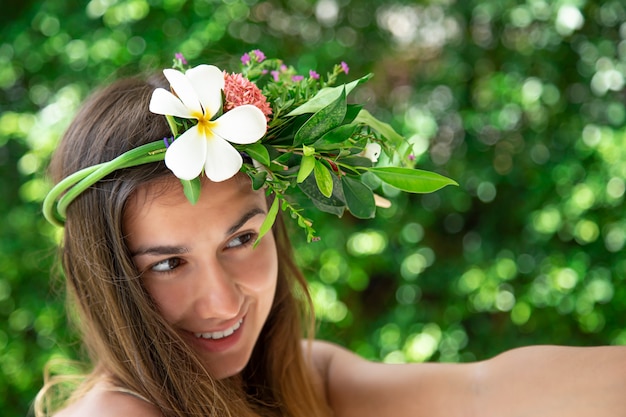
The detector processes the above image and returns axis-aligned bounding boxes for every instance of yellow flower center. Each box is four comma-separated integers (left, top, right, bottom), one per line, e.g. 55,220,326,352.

193,111,216,138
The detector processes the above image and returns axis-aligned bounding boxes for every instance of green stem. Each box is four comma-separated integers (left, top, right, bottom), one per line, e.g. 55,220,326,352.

44,140,167,226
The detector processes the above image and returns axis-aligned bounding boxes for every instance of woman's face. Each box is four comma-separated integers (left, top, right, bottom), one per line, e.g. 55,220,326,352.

124,176,278,379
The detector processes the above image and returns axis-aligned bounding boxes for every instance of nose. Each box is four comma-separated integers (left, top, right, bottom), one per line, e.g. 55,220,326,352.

192,260,243,320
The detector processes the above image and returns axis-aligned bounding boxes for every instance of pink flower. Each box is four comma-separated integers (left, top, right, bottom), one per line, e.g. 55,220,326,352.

309,70,320,79
252,49,266,63
241,53,251,65
408,154,416,161
292,75,304,82
271,70,280,81
223,71,273,121
175,52,187,65
341,61,349,74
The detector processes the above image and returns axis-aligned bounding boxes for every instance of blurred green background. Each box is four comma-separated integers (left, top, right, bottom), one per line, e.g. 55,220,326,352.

2,0,625,415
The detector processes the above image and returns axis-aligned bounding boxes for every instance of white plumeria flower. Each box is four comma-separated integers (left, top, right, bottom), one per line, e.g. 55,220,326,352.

362,142,382,163
149,64,267,182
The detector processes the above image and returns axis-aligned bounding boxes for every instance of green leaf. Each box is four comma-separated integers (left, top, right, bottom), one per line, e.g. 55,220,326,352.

255,196,280,247
369,167,458,193
181,177,201,204
294,87,347,146
355,109,404,147
297,155,316,183
341,176,376,219
274,152,293,165
314,160,334,198
302,144,315,156
298,174,346,217
251,170,268,190
338,155,373,168
313,124,359,150
287,74,373,116
344,104,363,125
242,142,270,165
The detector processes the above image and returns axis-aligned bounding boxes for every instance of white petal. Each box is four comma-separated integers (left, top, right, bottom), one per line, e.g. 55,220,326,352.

212,105,267,144
374,193,392,208
363,143,382,163
186,65,224,118
164,127,207,180
149,88,194,118
163,68,203,115
203,135,243,182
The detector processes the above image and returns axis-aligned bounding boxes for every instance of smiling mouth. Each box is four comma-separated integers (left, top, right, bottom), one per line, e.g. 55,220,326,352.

194,319,243,340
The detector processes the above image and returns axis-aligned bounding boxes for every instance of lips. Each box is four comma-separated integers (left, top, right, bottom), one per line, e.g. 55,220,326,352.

194,318,243,340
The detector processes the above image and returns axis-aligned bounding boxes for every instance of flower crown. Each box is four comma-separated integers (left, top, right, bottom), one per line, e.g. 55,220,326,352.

43,50,457,242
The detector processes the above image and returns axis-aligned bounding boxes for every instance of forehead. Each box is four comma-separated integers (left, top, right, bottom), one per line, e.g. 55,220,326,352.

123,175,266,231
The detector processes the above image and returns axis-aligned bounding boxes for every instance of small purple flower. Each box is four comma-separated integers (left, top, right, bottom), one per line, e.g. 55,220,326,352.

241,52,251,65
175,52,187,65
271,70,280,82
341,61,349,74
163,136,175,148
292,75,304,82
261,69,269,74
280,64,288,72
309,70,320,79
408,154,416,161
252,49,265,63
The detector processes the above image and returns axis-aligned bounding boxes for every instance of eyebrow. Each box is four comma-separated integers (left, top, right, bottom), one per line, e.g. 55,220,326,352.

131,245,188,258
226,207,266,235
131,207,266,257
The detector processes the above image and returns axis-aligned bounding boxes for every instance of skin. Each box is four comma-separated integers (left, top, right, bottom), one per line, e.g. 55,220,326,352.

310,341,626,417
58,341,626,417
56,176,626,417
124,176,278,379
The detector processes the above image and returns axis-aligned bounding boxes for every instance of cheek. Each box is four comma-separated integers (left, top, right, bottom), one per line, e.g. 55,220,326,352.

234,236,278,298
142,281,191,324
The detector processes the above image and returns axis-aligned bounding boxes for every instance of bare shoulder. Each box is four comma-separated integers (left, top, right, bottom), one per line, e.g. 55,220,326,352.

306,339,355,372
53,382,160,417
305,339,370,387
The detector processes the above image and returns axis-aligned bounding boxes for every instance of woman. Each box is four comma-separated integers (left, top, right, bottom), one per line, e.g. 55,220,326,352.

38,53,626,417
38,70,333,417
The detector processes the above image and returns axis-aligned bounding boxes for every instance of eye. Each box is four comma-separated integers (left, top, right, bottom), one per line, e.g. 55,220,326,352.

150,257,182,273
225,232,256,249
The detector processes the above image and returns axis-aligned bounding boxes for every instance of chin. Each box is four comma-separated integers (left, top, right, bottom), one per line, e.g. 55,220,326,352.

202,353,252,380
208,362,247,380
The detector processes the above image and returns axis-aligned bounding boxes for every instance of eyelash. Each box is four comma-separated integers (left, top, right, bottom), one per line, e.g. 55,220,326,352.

225,232,257,249
146,232,257,275
150,258,182,274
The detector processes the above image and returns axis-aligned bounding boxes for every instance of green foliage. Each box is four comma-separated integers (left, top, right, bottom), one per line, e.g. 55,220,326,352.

2,0,626,416
370,167,459,193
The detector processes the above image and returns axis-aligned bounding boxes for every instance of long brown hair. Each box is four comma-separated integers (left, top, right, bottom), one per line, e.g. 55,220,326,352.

36,75,330,417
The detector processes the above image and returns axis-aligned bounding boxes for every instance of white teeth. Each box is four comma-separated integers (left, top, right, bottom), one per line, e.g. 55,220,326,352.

195,319,243,340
